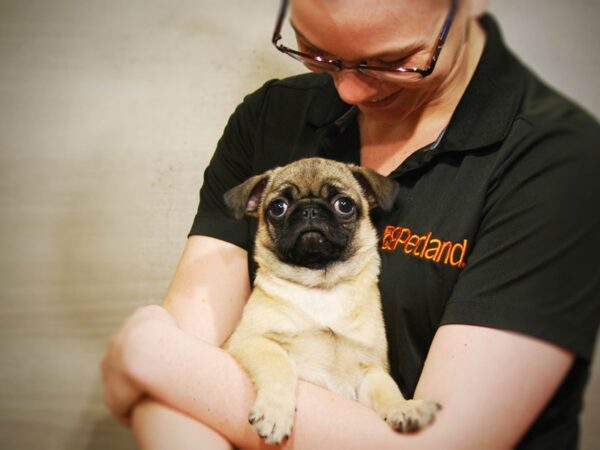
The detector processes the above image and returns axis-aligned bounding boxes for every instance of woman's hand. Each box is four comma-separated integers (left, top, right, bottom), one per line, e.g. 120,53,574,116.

100,305,178,425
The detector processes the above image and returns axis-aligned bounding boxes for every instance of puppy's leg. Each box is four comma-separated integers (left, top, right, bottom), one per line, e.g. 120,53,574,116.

227,336,296,445
357,369,440,433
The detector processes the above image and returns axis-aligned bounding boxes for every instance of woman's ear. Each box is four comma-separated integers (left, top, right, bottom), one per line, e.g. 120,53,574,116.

467,0,489,18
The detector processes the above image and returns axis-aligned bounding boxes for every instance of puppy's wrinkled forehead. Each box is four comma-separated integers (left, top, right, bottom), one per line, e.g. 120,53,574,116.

269,159,358,199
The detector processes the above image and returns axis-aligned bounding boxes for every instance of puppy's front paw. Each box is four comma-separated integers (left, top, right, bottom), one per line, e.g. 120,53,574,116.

382,399,441,433
249,393,296,445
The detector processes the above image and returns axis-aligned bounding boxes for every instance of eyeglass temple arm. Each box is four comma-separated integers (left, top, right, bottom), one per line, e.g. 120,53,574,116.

426,0,456,71
272,0,289,44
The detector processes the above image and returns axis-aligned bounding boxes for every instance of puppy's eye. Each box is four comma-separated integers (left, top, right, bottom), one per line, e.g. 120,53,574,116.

268,199,289,218
333,197,355,215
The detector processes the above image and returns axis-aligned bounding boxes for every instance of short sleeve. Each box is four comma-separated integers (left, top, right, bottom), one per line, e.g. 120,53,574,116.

441,121,600,359
188,80,275,249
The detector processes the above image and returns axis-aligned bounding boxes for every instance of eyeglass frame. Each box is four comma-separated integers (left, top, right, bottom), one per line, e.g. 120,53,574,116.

271,0,458,80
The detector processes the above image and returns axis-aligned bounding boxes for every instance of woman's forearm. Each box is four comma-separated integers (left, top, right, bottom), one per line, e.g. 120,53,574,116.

108,306,573,450
125,320,431,450
127,320,269,448
131,399,233,450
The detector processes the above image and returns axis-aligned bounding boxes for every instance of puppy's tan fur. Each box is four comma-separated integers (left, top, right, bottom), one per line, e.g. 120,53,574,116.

223,158,438,444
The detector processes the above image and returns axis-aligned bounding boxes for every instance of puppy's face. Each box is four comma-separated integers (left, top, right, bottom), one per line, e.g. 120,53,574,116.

225,158,398,272
260,163,364,269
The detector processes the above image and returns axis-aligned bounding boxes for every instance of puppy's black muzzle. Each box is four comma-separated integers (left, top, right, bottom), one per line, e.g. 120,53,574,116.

276,201,350,269
301,205,320,221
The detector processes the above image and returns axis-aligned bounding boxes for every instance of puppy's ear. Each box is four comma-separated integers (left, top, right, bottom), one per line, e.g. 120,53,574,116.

223,173,270,220
349,166,399,212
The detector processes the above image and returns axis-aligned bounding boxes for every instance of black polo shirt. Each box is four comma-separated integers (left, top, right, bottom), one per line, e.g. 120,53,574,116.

190,15,600,449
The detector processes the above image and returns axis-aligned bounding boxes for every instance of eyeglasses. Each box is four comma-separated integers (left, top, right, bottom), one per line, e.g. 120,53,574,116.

272,0,457,82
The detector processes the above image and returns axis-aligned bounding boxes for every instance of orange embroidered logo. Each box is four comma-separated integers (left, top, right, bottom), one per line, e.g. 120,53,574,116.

381,225,468,268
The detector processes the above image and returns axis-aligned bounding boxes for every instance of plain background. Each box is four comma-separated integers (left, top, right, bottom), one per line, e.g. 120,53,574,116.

0,0,598,448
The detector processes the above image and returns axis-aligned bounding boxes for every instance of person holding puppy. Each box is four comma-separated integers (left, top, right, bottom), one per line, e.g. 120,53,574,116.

101,0,600,449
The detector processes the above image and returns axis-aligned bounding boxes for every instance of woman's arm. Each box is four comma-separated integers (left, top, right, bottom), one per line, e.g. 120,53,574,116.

125,235,251,449
118,307,573,450
161,235,250,344
131,398,233,450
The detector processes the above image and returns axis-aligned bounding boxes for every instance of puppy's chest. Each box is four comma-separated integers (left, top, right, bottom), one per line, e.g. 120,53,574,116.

264,282,384,399
283,282,352,327
284,326,379,399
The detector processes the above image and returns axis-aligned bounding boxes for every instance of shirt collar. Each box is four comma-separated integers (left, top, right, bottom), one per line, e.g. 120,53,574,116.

442,14,527,151
307,14,527,153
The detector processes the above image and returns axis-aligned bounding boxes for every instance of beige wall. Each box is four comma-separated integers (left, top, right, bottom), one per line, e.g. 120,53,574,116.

0,1,597,449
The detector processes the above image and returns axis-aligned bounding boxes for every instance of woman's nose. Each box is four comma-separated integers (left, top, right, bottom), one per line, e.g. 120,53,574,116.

331,70,380,105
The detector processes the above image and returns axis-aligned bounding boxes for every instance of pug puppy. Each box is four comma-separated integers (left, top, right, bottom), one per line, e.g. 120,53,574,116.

223,157,439,445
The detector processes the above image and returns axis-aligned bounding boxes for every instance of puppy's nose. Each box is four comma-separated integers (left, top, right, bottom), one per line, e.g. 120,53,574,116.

302,206,320,220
